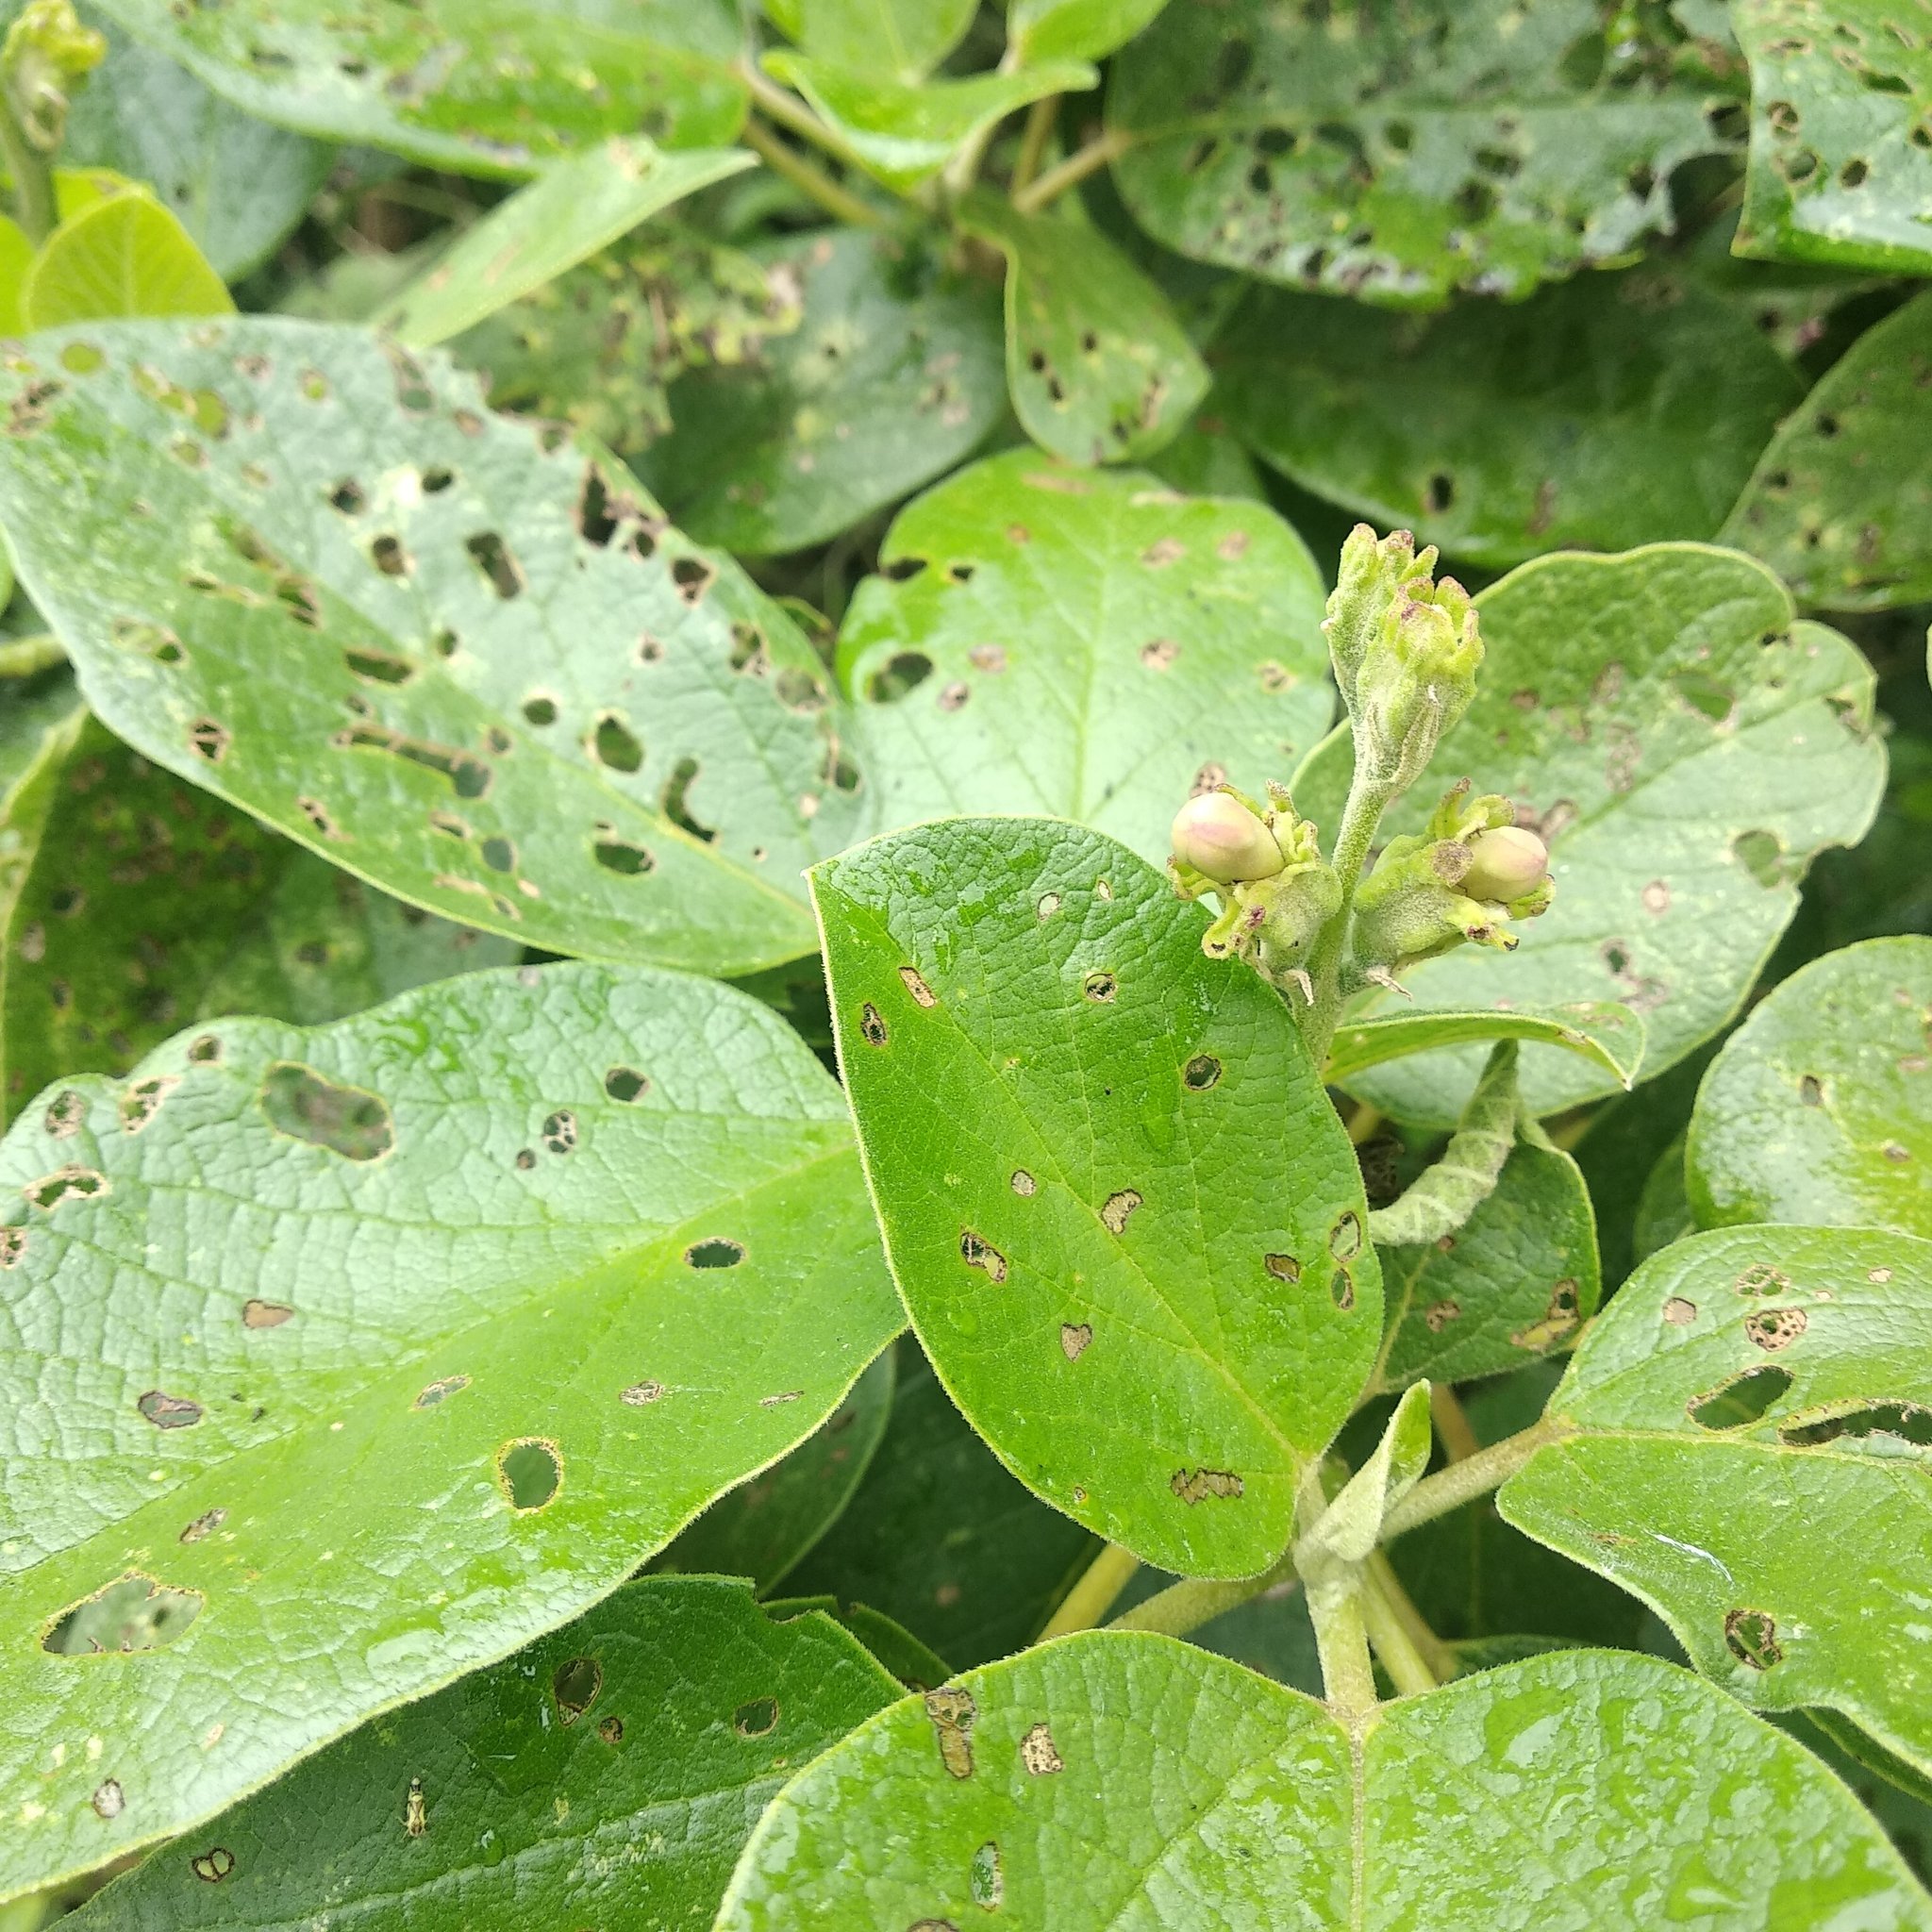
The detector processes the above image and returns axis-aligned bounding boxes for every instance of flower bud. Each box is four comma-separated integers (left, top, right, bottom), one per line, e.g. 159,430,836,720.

1171,790,1285,884
1463,825,1548,903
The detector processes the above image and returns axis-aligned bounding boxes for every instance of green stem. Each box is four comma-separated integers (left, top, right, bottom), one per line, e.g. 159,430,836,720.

1038,1542,1141,1639
1378,1417,1565,1542
0,85,53,243
1308,1580,1378,1715
0,635,63,677
1359,1561,1438,1697
1367,1551,1455,1682
1010,125,1132,214
740,119,885,229
738,60,870,175
1009,92,1058,194
1301,768,1395,1066
1108,1550,1297,1639
1428,1382,1482,1464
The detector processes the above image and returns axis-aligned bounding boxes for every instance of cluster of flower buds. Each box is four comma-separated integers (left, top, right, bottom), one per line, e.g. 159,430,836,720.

3,1,104,153
1169,784,1341,998
1350,781,1553,986
1324,525,1482,795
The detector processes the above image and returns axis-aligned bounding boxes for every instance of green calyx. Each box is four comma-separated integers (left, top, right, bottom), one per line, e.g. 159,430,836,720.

2,0,104,152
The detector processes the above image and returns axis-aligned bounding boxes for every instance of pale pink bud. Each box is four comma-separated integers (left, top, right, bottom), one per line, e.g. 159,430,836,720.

1463,825,1548,902
1171,791,1284,884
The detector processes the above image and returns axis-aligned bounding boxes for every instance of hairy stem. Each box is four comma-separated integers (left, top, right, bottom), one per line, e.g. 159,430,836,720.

1301,770,1395,1066
1038,1542,1141,1639
1108,1551,1297,1639
1379,1416,1566,1542
1010,125,1132,214
1359,1561,1439,1697
741,119,885,229
1429,1382,1482,1464
1009,92,1058,193
1368,1551,1456,1681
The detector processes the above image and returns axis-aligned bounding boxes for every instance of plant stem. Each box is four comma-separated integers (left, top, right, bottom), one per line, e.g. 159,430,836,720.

0,87,54,243
1309,1581,1378,1715
1359,1560,1438,1696
1367,1551,1456,1681
1429,1382,1481,1463
1301,769,1395,1066
1345,1103,1384,1146
1379,1416,1565,1542
1108,1551,1297,1639
0,635,63,676
740,119,885,229
1038,1542,1141,1639
738,60,869,174
1009,92,1058,193
1010,125,1132,214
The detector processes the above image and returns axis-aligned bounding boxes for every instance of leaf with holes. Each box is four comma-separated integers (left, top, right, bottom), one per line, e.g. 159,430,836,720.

786,1338,1100,1668
1733,0,1932,275
1687,936,1932,1237
715,1634,1930,1928
1374,1129,1600,1392
760,55,1093,195
1213,270,1801,569
0,316,859,977
64,1578,900,1932
838,449,1333,868
957,193,1208,466
377,140,755,349
0,961,899,1901
23,192,233,328
636,227,1006,555
814,819,1380,1578
1501,1224,1932,1782
1107,0,1739,308
1325,545,1885,1126
654,1348,896,1592
0,716,517,1124
1324,1003,1644,1090
1008,0,1174,63
1724,290,1932,611
764,0,978,83
88,0,749,175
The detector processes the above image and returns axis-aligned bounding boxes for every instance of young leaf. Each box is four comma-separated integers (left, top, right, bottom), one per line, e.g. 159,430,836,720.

87,0,750,175
636,228,1005,555
785,1339,1100,1668
716,1636,1931,1927
1214,273,1800,568
1108,0,1734,307
0,317,855,977
1335,546,1886,1125
1324,1003,1644,1090
376,140,755,349
1687,935,1932,1236
1733,0,1932,275
957,194,1208,466
839,449,1333,867
1724,291,1932,611
1008,0,1173,63
813,819,1381,1578
1501,1224,1932,1783
1298,1380,1432,1578
1,717,516,1121
0,961,900,1899
64,1579,900,1932
22,190,232,326
765,0,977,83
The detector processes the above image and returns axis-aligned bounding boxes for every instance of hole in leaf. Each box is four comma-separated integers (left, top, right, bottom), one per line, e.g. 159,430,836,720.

591,714,642,774
1265,1253,1302,1284
189,717,230,763
370,534,410,577
671,556,714,604
465,532,524,599
592,831,654,875
604,1066,649,1103
1724,1607,1782,1670
1778,1401,1932,1448
190,1848,235,1884
25,1165,107,1211
542,1109,576,1155
553,1656,603,1724
685,1237,743,1269
522,694,558,726
860,1003,888,1046
259,1063,393,1161
44,1575,203,1655
498,1439,561,1510
1687,1364,1792,1429
864,652,933,703
1183,1054,1223,1091
343,646,413,685
189,1034,222,1063
1083,972,1117,1003
1744,1307,1807,1351
733,1697,779,1737
663,758,716,841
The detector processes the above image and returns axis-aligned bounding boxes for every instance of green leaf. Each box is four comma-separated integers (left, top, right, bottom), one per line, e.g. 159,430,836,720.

0,677,82,946
1214,272,1801,569
765,0,976,83
1723,290,1932,611
1108,0,1736,307
0,317,857,977
957,193,1208,466
1009,0,1173,64
0,960,900,1900
22,191,232,326
636,227,1005,556
1733,0,1932,274
1636,1127,1698,1263
64,1578,900,1932
87,0,749,175
377,140,753,349
1501,1223,1932,1784
761,53,1093,194
58,7,332,281
1325,1003,1644,1092
1374,1129,1600,1391
0,211,29,332
653,1348,896,1592
716,1636,1931,1927
839,449,1333,868
1298,1380,1432,1576
813,818,1380,1578
0,716,517,1124
1687,935,1932,1236
785,1338,1100,1669
1334,546,1886,1125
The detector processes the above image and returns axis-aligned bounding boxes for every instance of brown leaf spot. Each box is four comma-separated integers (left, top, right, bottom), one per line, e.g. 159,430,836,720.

1140,638,1179,669
1424,1299,1460,1331
1744,1307,1807,1351
898,965,937,1008
191,1848,234,1883
1724,1607,1783,1670
120,1075,178,1134
1141,538,1184,568
1662,1296,1697,1325
859,1002,888,1047
1171,1467,1243,1504
1734,1263,1791,1297
1019,1721,1064,1774
44,1090,85,1138
1641,879,1670,915
1100,1189,1142,1234
179,1507,226,1544
1011,1169,1037,1196
924,1687,975,1777
92,1779,125,1819
414,1374,470,1408
1265,1253,1302,1284
960,1229,1008,1285
242,1299,293,1329
620,1380,664,1407
1060,1322,1092,1360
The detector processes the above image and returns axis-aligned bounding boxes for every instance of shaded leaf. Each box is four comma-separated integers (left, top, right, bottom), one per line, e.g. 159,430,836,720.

88,0,749,175
958,193,1208,465
0,317,856,976
23,191,232,326
1325,1003,1644,1090
637,227,1005,555
764,0,976,83
65,1579,899,1932
717,1636,1930,1928
1009,0,1173,63
1734,0,1932,274
0,962,900,1898
0,676,83,947
814,819,1379,1578
839,449,1332,866
1687,935,1932,1236
1502,1224,1932,1782
1216,272,1801,569
1108,0,1737,307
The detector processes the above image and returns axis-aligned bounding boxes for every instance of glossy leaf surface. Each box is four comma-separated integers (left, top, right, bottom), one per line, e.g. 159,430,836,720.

1503,1224,1932,1781
0,963,900,1898
1688,935,1932,1236
814,819,1380,1577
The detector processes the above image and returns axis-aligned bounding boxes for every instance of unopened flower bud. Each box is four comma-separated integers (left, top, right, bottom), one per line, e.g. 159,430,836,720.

1171,790,1285,884
1463,826,1548,903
